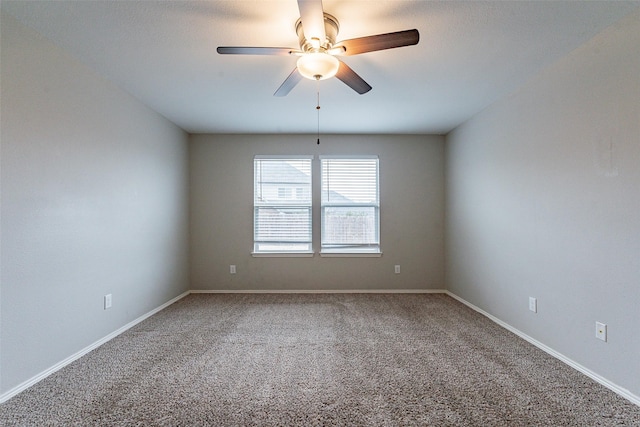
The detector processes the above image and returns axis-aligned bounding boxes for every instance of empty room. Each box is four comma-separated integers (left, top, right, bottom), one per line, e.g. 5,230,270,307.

1,0,639,425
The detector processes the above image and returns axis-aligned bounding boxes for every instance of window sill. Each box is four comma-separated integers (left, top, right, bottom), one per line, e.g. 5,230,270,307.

252,252,314,258
320,251,383,258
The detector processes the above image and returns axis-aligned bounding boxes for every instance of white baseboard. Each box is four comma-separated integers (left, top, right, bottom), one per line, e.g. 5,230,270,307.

0,291,190,404
190,289,447,294
445,291,640,407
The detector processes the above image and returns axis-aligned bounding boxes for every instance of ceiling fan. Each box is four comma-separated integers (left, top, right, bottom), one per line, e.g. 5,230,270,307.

217,0,419,96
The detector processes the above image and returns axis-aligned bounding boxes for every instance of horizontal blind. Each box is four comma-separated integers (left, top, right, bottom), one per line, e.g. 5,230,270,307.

254,157,312,252
321,157,379,250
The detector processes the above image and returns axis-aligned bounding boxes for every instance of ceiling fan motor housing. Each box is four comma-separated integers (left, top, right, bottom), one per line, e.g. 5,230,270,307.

295,13,339,52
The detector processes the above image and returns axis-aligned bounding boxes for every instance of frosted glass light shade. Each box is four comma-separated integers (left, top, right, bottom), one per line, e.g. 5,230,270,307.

297,53,340,80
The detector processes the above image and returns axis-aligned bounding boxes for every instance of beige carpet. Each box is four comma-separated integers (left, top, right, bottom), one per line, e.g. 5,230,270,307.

1,293,639,426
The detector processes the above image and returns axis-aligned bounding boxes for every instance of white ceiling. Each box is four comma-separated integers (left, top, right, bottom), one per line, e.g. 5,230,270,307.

4,1,639,135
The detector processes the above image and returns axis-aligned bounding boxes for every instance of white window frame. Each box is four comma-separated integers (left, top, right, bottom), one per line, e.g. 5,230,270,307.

253,155,314,257
320,155,381,257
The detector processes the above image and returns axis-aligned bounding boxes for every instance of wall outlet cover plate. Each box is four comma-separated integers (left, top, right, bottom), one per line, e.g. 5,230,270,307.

596,322,607,342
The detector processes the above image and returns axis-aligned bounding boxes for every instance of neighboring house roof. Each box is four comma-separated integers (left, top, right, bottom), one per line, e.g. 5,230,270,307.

258,160,353,202
257,161,309,184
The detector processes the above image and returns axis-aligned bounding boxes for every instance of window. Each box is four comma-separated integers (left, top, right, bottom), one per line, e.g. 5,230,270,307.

277,187,293,199
254,156,313,254
321,156,380,254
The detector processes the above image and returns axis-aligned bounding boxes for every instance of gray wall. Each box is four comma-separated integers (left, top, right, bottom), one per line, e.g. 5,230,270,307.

190,134,445,291
445,11,640,397
0,14,190,394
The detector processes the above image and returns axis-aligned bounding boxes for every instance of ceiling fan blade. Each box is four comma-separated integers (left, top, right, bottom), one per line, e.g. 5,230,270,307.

217,47,295,56
336,29,419,56
297,0,326,44
335,61,372,95
274,68,304,97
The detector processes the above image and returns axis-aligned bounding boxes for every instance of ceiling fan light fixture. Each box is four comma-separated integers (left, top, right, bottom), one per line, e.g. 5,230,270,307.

297,52,339,80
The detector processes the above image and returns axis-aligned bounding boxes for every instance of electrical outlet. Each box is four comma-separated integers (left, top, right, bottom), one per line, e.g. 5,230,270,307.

104,294,112,310
394,265,400,274
596,322,607,342
529,297,537,313
230,265,236,274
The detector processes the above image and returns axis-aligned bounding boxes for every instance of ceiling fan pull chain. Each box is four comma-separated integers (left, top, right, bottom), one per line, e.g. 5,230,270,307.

316,78,321,145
